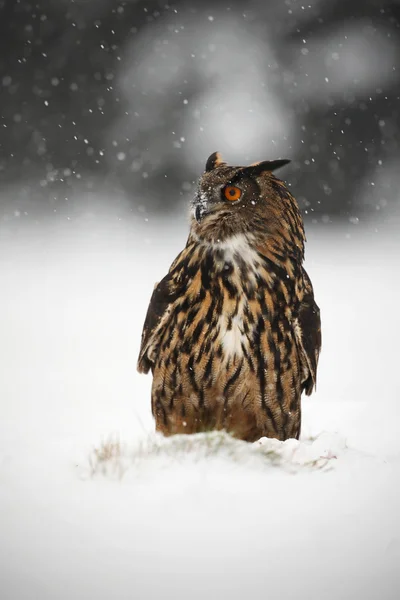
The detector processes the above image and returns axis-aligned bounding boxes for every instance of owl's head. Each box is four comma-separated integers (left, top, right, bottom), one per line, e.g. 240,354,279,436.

191,152,304,252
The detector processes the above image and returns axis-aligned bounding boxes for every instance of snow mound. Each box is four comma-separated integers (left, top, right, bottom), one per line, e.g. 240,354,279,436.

84,431,346,480
256,430,348,463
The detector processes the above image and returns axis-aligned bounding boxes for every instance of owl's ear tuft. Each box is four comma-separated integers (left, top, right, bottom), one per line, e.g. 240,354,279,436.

205,152,226,172
247,159,291,177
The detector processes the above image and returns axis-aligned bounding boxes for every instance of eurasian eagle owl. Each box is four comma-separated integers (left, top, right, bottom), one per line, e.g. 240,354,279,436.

137,152,321,442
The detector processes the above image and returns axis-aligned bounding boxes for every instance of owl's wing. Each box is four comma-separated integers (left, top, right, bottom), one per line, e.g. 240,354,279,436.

137,269,181,374
293,270,321,395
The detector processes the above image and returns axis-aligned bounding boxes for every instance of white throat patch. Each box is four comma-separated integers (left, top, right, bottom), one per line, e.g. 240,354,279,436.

215,234,260,360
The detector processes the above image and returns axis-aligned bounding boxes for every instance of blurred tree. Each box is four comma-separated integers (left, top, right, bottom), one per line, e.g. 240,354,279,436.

0,0,399,221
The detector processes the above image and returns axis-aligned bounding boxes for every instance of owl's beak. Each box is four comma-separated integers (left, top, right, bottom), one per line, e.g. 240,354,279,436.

194,205,203,223
193,192,208,223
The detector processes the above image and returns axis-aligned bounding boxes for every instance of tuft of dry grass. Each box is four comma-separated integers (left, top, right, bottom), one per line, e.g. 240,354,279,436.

88,435,127,479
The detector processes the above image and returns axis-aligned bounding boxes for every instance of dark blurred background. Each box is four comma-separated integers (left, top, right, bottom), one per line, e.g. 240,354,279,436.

0,0,399,226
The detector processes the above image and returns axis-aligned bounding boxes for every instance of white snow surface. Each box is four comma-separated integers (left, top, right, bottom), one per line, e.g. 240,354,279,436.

0,217,399,600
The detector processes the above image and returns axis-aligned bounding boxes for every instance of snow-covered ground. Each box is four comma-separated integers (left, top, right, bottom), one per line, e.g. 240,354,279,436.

0,215,399,600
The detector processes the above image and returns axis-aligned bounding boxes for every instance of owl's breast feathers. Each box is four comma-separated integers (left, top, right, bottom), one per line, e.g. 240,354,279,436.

137,232,321,403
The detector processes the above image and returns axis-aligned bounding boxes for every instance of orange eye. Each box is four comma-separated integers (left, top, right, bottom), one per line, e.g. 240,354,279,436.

223,185,242,202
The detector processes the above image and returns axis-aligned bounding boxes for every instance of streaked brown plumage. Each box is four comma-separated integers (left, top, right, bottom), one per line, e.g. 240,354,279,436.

137,152,321,442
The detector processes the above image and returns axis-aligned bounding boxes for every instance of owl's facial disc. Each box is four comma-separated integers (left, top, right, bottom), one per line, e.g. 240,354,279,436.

190,153,293,242
192,180,247,227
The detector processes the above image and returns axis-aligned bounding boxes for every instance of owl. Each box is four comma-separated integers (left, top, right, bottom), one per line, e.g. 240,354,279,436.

137,152,321,442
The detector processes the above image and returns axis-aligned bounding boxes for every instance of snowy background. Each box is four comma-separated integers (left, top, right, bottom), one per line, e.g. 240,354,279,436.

1,1,400,599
